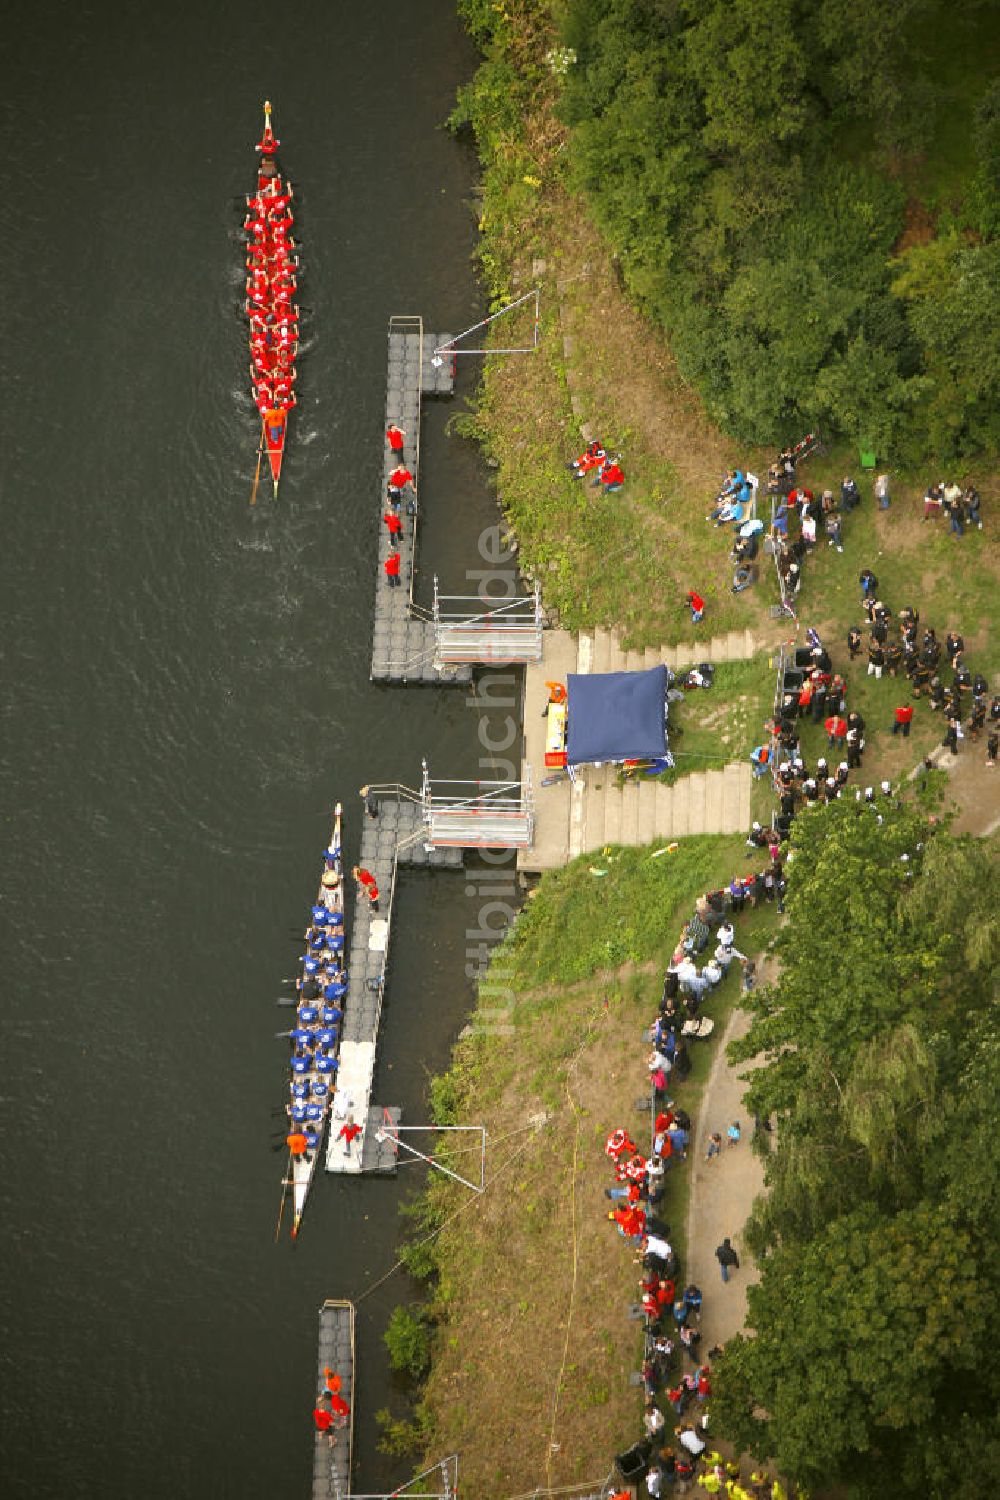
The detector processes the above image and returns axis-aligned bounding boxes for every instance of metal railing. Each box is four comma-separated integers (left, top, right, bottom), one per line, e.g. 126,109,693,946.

432,577,544,664
419,761,535,848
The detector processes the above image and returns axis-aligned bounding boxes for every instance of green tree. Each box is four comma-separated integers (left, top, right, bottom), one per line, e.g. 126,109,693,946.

713,1204,995,1494
891,234,1000,458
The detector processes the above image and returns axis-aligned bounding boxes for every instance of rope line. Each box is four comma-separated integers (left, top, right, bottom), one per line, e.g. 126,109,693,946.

543,1012,606,1487
352,1124,549,1307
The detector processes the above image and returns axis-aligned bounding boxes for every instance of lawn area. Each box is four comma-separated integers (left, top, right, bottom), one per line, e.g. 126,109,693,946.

397,835,778,1499
665,658,777,779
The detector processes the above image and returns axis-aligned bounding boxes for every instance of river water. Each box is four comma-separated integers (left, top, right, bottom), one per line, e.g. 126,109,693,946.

0,5,518,1495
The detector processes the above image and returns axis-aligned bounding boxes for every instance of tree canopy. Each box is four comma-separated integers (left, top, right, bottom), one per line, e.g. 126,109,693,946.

559,0,1000,461
713,803,1000,1494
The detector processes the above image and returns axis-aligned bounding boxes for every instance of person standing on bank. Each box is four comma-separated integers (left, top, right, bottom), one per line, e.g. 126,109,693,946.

715,1237,740,1283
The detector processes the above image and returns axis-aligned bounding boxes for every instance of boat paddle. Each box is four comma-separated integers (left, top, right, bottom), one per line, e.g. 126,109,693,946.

249,417,266,507
274,1152,292,1240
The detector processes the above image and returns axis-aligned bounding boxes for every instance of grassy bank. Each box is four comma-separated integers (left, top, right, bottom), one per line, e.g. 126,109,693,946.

378,835,777,1496
447,3,999,684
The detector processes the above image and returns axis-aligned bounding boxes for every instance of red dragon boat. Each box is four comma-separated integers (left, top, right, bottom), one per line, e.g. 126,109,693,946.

244,101,298,500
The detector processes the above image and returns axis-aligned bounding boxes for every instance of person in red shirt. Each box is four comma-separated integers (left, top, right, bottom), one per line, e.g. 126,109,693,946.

594,459,624,493
685,591,705,623
386,423,406,455
892,703,914,737
384,552,401,591
338,1119,363,1157
351,865,380,910
384,510,403,542
313,1404,334,1434
329,1391,351,1417
387,465,414,500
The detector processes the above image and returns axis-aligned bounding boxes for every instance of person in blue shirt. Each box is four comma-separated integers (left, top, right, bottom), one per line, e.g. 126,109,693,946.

303,955,320,975
326,932,344,953
312,1080,329,1100
324,980,347,1002
321,1004,344,1027
298,1003,318,1025
316,1051,339,1075
292,1079,310,1100
290,1101,308,1123
290,1026,313,1045
317,1026,338,1048
311,904,329,926
305,1103,323,1122
291,1051,311,1075
304,1126,320,1149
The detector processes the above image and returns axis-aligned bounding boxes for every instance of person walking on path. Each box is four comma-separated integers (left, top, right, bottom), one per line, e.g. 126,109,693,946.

726,1121,742,1148
892,703,914,738
352,865,380,911
383,509,403,544
715,1237,740,1283
384,552,401,589
944,716,960,755
385,422,406,455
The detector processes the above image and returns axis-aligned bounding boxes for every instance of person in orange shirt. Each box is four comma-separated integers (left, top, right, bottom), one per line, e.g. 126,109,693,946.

287,1130,309,1159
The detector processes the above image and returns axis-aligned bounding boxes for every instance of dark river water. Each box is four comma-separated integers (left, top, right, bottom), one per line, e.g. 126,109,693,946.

0,5,519,1495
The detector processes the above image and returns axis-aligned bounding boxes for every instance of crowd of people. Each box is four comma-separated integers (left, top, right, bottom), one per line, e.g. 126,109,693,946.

845,578,999,765
921,480,983,536
607,865,791,1497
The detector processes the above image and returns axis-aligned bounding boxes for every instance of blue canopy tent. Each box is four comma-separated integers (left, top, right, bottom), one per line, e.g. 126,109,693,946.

565,666,669,766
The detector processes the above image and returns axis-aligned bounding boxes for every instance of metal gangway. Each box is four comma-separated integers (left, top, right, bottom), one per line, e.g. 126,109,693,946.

420,759,534,848
432,576,544,665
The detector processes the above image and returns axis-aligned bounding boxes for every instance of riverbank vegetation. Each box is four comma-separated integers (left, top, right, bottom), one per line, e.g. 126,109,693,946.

448,0,999,768
378,834,778,1491
716,806,1000,1495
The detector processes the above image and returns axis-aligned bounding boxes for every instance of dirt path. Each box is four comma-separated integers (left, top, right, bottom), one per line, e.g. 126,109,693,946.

684,1003,768,1352
921,741,1000,836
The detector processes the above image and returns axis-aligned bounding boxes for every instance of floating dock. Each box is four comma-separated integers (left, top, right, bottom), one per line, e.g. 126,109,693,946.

372,319,471,685
327,790,462,1175
312,1300,355,1500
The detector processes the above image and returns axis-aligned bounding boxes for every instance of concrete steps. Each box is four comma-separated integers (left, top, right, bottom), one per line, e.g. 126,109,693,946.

580,764,750,855
577,627,757,676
